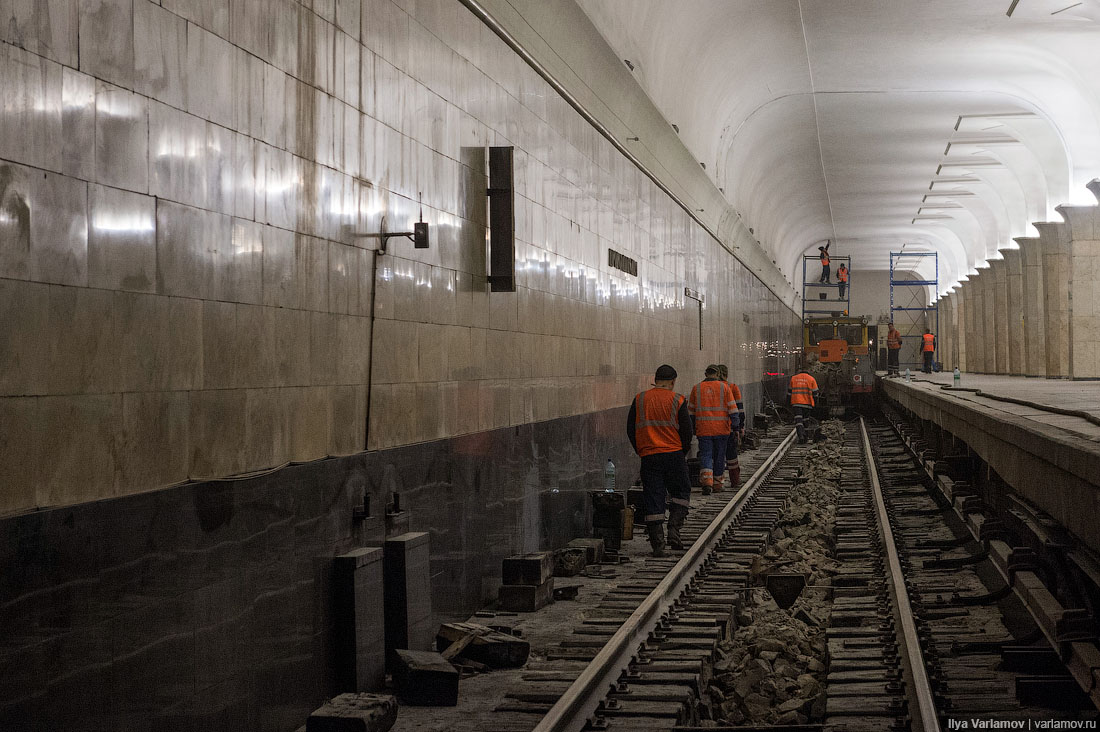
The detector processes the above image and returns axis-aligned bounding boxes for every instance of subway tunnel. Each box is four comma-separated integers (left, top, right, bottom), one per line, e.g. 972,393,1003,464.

2,1,1100,730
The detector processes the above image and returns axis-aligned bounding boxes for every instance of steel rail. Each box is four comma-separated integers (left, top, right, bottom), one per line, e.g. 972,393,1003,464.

859,417,942,732
531,427,797,732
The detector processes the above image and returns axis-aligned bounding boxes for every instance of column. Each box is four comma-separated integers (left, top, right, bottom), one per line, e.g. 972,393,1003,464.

954,286,968,372
963,275,982,373
974,269,992,373
989,259,1009,374
1036,221,1072,378
1016,236,1047,377
943,293,956,371
1056,184,1100,379
1002,249,1025,375
938,294,951,371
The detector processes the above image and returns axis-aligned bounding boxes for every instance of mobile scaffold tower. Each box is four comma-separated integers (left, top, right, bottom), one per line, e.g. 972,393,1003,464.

889,251,939,371
801,254,851,321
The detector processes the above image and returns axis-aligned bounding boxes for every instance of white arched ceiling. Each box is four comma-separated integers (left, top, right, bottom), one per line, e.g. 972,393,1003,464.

576,0,1100,296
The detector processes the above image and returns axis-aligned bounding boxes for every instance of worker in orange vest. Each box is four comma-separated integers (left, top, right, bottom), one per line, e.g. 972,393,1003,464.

886,322,902,376
836,263,848,299
688,365,738,502
788,366,820,444
627,364,693,556
921,328,936,373
716,364,746,489
817,240,831,283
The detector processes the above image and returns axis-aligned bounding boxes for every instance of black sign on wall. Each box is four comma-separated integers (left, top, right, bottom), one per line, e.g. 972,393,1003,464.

608,249,638,277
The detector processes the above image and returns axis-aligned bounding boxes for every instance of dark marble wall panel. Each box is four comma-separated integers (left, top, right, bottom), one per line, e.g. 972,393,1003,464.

4,394,757,732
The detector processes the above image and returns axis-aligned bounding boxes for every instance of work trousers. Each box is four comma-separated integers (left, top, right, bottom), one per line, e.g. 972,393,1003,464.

640,450,691,523
887,348,900,375
819,264,831,283
838,282,846,299
793,406,811,442
725,430,739,460
922,351,934,373
697,434,729,484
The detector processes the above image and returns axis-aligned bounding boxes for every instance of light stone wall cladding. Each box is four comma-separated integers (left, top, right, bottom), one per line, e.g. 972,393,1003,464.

0,0,798,515
1059,201,1100,379
1002,249,1025,376
1017,236,1047,377
1037,221,1072,378
990,259,1008,374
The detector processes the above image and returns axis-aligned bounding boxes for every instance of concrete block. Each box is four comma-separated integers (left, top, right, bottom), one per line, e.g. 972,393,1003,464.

502,552,554,585
307,693,398,732
333,547,385,692
566,538,604,564
372,532,433,661
498,577,554,612
391,649,459,706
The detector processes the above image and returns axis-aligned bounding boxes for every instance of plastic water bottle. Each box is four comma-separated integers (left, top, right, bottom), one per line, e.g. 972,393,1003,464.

905,368,911,383
604,459,616,492
953,367,961,388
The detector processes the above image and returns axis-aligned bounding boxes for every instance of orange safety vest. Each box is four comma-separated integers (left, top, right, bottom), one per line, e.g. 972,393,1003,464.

789,373,818,407
688,379,735,436
820,253,830,266
837,267,848,283
887,329,901,350
633,388,686,457
922,333,935,352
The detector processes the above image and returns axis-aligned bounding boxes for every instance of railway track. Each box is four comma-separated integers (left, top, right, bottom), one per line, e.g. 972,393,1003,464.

483,415,1099,732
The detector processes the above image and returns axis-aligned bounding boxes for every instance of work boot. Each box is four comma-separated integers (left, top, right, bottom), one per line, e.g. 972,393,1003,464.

667,505,688,550
727,459,741,489
646,522,666,557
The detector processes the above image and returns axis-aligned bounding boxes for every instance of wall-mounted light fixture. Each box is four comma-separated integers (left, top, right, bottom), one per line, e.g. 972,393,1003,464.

350,195,430,254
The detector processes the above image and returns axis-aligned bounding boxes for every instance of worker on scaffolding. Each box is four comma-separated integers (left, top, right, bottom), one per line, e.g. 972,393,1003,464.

817,240,831,283
836,262,848,299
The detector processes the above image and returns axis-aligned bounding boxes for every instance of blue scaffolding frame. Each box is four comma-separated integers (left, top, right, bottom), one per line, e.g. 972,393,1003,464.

889,251,939,370
801,254,851,321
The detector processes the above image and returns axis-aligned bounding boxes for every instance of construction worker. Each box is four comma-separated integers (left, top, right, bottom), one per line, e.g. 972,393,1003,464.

627,364,693,556
688,365,738,497
836,263,848,299
817,240,831,283
921,328,936,373
717,364,746,489
886,322,902,376
788,365,820,444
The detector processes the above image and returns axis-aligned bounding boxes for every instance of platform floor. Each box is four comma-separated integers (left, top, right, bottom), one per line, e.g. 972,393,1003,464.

879,371,1100,442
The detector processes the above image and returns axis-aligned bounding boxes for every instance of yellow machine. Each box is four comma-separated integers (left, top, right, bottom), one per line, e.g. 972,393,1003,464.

801,316,874,412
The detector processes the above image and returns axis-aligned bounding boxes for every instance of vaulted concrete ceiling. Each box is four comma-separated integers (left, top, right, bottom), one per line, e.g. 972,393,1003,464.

577,0,1100,295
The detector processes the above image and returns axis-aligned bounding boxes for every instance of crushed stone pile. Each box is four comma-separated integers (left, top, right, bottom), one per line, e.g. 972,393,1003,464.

704,419,847,726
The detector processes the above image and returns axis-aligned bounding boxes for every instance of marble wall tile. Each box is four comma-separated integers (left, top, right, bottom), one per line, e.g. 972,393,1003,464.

261,225,298,308
117,391,190,495
0,397,39,514
289,386,334,461
156,199,229,299
115,291,203,392
88,184,157,293
330,383,367,454
371,316,418,384
134,0,186,109
78,0,133,88
94,83,148,193
61,66,96,180
0,160,88,287
188,389,247,478
229,0,298,76
37,394,122,506
162,0,230,39
0,0,78,67
45,285,119,394
0,279,49,396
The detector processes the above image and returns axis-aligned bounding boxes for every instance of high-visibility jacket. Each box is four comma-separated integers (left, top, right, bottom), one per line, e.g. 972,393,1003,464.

887,329,902,350
789,372,819,407
688,378,736,436
820,253,830,266
632,388,687,456
726,381,746,430
837,267,848,283
922,333,935,352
